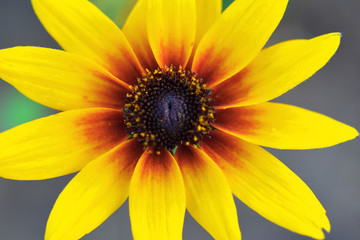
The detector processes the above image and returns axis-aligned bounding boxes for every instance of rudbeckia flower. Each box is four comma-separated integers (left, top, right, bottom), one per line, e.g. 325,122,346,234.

0,0,358,239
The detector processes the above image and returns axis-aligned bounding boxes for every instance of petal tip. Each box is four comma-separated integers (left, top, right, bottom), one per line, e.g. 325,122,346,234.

328,32,342,37
324,221,331,233
317,32,342,53
342,124,359,142
321,212,331,233
326,32,342,43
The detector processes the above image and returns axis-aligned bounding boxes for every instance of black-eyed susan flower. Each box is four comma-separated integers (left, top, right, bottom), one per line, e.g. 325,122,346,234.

0,0,358,239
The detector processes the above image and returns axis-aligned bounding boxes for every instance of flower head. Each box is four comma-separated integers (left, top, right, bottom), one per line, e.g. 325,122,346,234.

0,0,358,239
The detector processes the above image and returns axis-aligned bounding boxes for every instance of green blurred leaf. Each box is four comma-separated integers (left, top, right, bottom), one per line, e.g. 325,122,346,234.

223,0,235,10
90,0,235,27
0,85,57,131
90,0,137,27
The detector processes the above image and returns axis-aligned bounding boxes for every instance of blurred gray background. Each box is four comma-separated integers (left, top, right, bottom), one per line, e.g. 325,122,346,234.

0,0,359,239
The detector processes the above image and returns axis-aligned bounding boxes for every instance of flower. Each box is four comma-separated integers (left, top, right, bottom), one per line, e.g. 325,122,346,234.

0,0,357,239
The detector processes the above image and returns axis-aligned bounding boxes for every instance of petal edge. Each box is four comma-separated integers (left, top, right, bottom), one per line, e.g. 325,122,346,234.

193,0,288,86
213,102,358,149
32,0,143,85
175,145,241,240
212,33,342,108
129,148,186,240
202,130,330,239
0,108,128,180
45,140,143,240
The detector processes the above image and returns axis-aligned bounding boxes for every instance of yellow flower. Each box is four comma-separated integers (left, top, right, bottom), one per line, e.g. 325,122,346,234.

0,0,357,239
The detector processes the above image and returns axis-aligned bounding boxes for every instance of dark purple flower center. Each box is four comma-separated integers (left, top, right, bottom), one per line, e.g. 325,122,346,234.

123,66,214,152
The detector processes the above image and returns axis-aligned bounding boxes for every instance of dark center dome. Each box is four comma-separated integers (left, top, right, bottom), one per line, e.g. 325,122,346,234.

123,66,214,152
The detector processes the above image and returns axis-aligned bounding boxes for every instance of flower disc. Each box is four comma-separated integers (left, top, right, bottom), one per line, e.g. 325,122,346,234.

123,66,214,151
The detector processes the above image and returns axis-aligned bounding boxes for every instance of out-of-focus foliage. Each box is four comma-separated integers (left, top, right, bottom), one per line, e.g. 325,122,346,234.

90,0,235,26
90,0,137,27
223,0,234,10
0,86,56,131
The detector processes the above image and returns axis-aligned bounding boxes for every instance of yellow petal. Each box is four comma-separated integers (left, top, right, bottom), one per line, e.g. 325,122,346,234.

213,33,342,108
0,47,129,111
194,0,222,46
32,0,143,85
123,0,158,71
147,0,196,67
213,102,359,149
192,0,288,86
45,140,143,240
0,108,128,180
187,0,222,68
202,130,330,239
175,145,241,240
129,148,185,240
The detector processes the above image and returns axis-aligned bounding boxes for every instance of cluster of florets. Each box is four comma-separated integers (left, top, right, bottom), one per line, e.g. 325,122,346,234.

123,65,214,152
